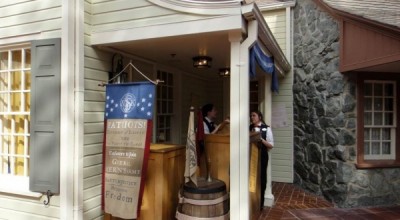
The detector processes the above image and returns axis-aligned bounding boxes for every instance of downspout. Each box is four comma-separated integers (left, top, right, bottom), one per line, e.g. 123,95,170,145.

74,0,84,219
287,4,295,183
61,0,77,219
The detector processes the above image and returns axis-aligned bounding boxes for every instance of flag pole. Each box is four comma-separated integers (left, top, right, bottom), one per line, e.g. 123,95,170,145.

204,139,212,182
184,106,198,186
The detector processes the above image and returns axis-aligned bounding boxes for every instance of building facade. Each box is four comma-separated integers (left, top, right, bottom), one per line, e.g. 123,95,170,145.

293,0,400,208
0,0,293,219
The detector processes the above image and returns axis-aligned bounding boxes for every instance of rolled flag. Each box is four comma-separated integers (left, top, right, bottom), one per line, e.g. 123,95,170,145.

195,109,204,166
184,107,197,186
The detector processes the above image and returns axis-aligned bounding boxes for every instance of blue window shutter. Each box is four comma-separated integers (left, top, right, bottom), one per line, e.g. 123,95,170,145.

29,38,61,194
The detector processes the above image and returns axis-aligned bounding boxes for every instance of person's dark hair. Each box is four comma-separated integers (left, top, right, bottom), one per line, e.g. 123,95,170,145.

251,110,265,123
202,104,214,117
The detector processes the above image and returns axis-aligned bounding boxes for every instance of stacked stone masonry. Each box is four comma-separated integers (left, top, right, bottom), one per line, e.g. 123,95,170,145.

293,0,400,208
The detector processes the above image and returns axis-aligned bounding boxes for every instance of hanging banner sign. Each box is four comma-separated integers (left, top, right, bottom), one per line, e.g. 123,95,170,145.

102,82,155,219
250,43,278,92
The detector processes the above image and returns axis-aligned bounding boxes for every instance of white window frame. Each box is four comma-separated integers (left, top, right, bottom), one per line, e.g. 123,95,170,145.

363,80,397,160
156,70,174,143
0,44,39,197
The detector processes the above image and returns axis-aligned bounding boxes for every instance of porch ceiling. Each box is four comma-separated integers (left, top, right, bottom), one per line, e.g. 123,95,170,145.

103,31,232,79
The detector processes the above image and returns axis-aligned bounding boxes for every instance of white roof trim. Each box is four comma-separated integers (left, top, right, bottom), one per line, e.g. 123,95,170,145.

148,0,242,15
91,15,243,45
257,1,296,11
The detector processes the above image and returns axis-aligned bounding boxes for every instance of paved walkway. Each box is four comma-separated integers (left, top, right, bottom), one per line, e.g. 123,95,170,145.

257,182,400,220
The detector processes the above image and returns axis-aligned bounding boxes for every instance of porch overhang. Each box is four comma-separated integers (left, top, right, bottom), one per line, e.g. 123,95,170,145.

242,3,291,78
315,0,400,73
340,19,400,73
90,2,290,81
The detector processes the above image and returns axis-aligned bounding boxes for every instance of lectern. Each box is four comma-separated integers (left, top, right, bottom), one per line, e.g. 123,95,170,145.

202,127,262,218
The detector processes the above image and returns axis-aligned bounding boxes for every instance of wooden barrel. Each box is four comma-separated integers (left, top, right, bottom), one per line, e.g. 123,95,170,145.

176,177,229,219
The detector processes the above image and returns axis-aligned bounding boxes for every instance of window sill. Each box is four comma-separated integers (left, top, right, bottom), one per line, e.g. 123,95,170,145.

0,175,42,199
0,187,42,198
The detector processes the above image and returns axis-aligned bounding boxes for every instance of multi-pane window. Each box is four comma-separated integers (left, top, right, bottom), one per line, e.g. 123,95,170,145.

363,80,396,160
156,70,173,143
0,47,31,178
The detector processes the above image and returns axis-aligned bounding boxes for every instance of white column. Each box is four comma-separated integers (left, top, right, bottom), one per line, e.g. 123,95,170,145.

263,76,274,207
74,0,85,219
61,0,79,219
228,30,242,220
229,19,258,220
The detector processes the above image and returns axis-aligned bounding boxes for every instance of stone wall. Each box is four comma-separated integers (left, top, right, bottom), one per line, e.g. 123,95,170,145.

293,0,400,208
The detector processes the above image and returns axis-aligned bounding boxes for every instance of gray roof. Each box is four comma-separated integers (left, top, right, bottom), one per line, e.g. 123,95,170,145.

322,0,400,29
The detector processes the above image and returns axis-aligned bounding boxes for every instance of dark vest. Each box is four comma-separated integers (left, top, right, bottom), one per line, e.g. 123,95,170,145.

249,123,269,140
203,118,215,133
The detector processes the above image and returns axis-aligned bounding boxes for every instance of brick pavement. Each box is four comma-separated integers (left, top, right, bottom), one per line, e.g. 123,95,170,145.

256,182,400,220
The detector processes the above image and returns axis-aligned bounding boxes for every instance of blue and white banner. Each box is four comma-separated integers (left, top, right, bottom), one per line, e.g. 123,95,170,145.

250,43,278,92
102,82,155,219
104,82,155,119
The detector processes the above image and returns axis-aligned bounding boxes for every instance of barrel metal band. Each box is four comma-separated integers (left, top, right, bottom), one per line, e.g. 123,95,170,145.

175,210,230,220
178,192,229,206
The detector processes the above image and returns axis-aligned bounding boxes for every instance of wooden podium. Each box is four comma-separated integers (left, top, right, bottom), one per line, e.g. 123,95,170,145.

203,134,230,190
202,129,262,219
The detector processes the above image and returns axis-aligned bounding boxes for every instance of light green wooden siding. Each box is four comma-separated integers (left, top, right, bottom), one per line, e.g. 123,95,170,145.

91,0,214,33
83,1,108,218
0,1,62,219
0,0,62,40
264,9,294,183
82,46,109,219
262,9,287,55
0,200,59,220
